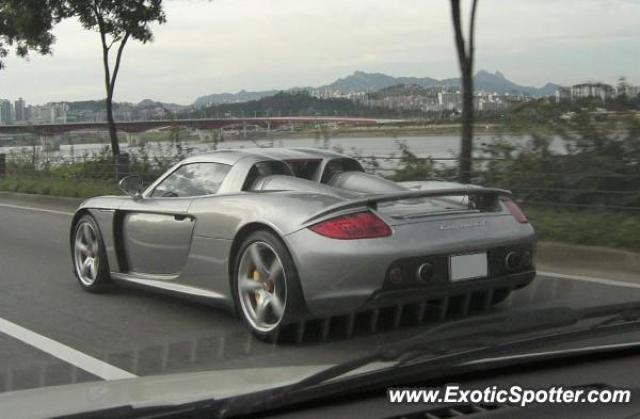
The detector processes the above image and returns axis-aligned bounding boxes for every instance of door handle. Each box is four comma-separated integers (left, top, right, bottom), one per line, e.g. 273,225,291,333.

174,214,190,221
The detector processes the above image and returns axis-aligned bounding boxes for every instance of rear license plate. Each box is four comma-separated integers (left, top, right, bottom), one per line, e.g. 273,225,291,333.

449,253,488,281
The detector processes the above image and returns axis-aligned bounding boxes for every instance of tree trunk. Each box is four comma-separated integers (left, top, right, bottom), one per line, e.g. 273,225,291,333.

105,91,120,156
459,67,473,183
450,0,478,184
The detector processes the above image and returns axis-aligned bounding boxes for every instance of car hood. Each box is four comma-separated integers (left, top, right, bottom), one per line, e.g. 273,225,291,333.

0,364,331,419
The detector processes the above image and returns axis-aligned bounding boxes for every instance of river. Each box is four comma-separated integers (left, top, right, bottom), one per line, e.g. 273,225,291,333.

0,133,565,162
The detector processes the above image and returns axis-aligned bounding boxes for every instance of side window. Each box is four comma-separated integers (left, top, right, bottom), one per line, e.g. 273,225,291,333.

150,163,231,198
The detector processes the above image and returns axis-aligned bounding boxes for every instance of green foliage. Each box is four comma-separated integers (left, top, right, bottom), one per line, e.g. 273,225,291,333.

477,110,640,209
3,140,194,193
390,141,437,182
384,107,640,250
191,91,420,119
0,0,61,69
58,0,165,43
0,175,118,198
526,207,640,251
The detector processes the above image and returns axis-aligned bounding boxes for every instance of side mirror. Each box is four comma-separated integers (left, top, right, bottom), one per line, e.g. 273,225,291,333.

118,175,144,200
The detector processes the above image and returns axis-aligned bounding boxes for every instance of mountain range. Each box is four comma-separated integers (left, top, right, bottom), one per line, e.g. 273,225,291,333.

193,70,560,107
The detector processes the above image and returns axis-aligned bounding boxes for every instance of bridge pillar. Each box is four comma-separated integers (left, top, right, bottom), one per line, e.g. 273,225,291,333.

40,136,50,163
195,129,204,143
127,132,142,147
114,153,130,181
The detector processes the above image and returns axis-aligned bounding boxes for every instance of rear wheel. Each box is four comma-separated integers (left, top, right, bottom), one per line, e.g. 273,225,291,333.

233,230,302,341
72,215,112,292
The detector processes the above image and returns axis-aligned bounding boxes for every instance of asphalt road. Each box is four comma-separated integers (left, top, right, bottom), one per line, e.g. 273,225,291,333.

1,199,640,394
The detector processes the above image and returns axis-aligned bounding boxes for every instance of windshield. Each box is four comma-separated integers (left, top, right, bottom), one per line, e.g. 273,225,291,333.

0,0,639,417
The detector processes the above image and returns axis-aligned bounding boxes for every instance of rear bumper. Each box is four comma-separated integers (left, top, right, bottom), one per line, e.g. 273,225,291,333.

363,270,535,309
303,270,535,318
284,219,536,317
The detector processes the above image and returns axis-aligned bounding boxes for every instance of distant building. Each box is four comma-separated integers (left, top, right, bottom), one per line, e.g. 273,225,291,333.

0,100,14,125
555,82,616,103
437,91,462,111
14,97,26,122
570,82,615,102
617,84,640,98
25,102,69,124
555,87,571,103
50,102,69,123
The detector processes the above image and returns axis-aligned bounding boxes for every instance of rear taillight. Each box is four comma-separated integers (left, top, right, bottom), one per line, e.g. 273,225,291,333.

503,199,528,223
309,211,392,239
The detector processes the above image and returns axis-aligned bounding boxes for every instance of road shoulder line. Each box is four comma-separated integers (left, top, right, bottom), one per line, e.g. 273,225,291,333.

0,317,136,381
539,271,640,289
0,203,74,216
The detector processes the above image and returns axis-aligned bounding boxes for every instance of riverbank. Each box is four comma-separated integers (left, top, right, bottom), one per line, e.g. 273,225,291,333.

263,123,505,139
0,123,506,149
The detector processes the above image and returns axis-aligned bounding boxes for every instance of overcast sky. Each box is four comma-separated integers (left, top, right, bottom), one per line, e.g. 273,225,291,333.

0,0,638,105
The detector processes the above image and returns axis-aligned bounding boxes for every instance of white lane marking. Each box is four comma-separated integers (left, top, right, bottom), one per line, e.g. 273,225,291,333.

539,271,640,289
0,317,136,380
0,203,73,216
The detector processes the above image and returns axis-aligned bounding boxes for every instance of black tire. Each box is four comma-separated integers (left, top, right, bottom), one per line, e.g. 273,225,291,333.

232,230,304,342
491,288,512,305
71,214,113,293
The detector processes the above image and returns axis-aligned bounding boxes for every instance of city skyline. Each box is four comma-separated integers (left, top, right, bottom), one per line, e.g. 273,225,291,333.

0,69,635,110
1,78,636,126
0,0,638,105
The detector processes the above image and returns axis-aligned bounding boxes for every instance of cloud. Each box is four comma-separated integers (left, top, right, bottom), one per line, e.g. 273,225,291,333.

0,0,637,105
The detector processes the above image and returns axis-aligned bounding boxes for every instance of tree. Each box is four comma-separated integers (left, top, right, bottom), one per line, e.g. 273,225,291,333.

449,0,478,183
59,0,166,157
0,0,61,69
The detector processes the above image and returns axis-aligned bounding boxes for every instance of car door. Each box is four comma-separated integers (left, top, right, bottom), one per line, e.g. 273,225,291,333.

120,162,231,276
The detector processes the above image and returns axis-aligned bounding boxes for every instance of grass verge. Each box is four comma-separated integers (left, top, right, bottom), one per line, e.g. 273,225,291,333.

0,176,119,198
525,206,640,252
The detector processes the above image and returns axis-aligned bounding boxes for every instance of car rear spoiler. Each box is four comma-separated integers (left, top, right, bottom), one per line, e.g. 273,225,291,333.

303,187,513,224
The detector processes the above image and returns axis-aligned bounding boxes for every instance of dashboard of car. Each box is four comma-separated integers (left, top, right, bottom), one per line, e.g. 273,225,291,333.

262,348,640,419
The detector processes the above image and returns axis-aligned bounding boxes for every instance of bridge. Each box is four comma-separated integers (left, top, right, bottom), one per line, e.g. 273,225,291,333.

0,116,380,136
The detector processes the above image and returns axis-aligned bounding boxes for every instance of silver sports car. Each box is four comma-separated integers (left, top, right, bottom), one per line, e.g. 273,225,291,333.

70,148,536,340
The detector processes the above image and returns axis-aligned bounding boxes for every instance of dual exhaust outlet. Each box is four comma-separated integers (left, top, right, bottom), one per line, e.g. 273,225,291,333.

390,250,532,286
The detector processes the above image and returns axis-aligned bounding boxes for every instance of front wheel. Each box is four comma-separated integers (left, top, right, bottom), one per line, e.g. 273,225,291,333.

233,230,302,341
72,215,113,293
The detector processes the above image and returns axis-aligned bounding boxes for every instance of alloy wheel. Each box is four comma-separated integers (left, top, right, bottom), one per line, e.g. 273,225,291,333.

73,222,100,286
237,241,287,333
